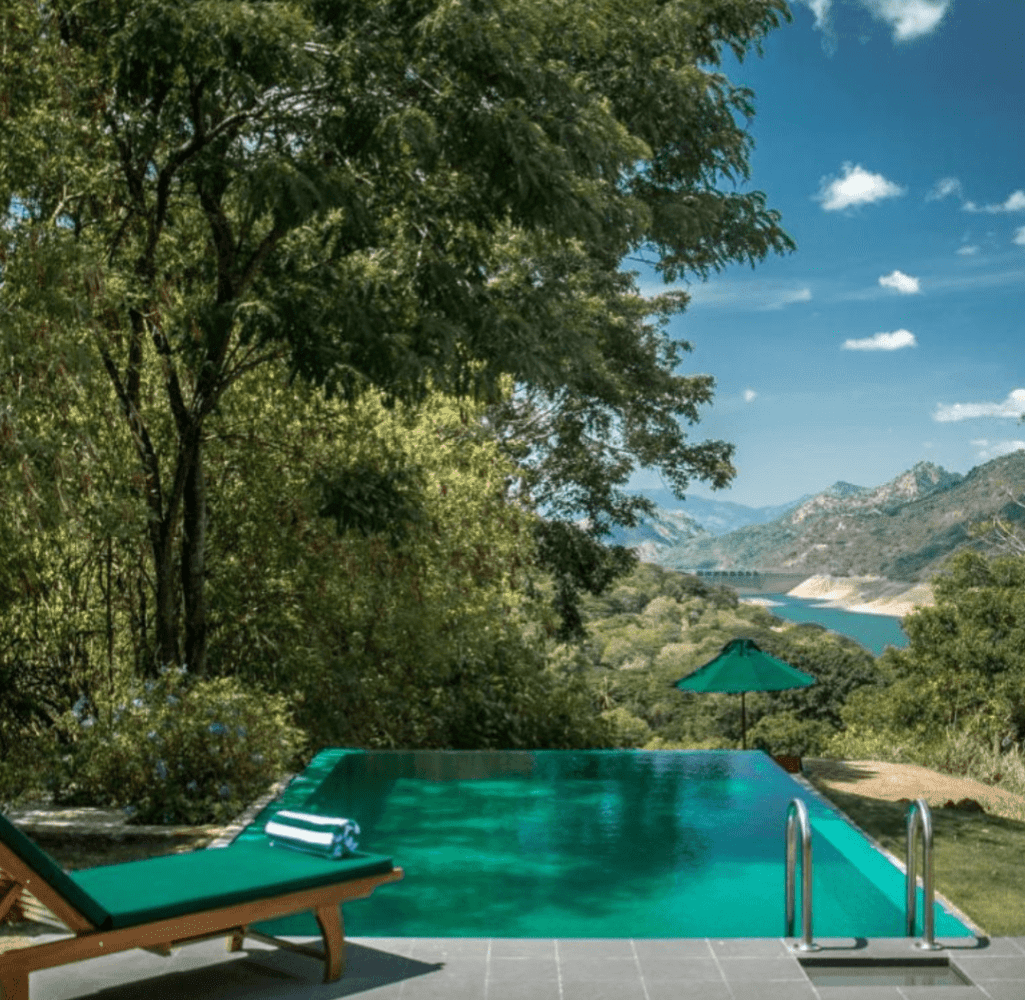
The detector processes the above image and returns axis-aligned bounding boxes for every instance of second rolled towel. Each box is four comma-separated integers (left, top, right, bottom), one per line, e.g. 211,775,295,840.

265,810,361,859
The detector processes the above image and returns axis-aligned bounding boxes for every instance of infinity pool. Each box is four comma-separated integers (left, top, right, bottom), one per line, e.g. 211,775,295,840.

245,749,975,939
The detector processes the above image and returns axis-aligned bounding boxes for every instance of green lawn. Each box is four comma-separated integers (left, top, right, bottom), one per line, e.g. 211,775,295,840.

809,781,1025,937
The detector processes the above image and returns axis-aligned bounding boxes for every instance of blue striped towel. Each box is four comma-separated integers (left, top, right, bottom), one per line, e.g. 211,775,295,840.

264,810,361,859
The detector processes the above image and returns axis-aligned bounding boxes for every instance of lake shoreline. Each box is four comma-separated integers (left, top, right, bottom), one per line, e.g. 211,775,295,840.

741,593,920,619
739,590,910,653
780,573,934,619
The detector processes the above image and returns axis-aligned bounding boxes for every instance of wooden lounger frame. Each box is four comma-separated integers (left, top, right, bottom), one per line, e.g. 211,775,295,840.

0,839,403,1000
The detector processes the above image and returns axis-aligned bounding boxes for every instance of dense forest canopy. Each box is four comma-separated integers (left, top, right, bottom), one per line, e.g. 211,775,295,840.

0,0,925,820
1,0,796,673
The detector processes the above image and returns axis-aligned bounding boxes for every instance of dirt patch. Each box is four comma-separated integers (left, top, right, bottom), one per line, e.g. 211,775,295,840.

803,757,1025,821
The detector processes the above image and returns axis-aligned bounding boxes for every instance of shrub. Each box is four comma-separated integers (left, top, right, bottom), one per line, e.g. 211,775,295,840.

641,596,683,624
0,735,62,810
914,724,1025,795
747,710,833,757
822,723,915,764
47,667,308,825
600,707,652,747
644,735,733,750
600,635,638,669
653,643,691,672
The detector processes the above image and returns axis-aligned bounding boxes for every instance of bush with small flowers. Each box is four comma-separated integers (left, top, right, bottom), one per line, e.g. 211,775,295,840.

47,666,307,825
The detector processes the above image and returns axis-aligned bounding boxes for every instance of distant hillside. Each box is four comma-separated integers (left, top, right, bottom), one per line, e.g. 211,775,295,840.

602,507,712,563
604,490,815,553
655,455,1025,581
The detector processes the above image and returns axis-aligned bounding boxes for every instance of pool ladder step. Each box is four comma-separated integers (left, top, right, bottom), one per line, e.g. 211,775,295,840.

784,796,940,951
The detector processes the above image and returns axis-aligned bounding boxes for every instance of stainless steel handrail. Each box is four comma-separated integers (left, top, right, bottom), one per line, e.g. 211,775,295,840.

785,798,819,951
906,798,943,950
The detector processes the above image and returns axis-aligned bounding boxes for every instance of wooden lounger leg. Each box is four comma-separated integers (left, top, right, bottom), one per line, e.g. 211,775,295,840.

0,879,23,924
314,903,345,982
0,966,29,1000
226,926,247,952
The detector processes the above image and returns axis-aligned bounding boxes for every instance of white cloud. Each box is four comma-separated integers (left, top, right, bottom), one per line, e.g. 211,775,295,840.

804,0,832,29
796,0,838,53
843,329,917,351
743,389,757,403
861,0,952,41
878,269,920,294
933,389,1025,422
798,0,950,47
926,177,963,202
964,190,1025,214
681,281,813,312
1014,227,1025,246
761,287,812,310
956,244,979,255
816,163,905,211
970,439,1025,461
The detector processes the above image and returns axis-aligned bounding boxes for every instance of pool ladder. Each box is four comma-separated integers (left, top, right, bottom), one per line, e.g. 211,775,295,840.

784,799,819,951
784,797,942,951
907,798,942,950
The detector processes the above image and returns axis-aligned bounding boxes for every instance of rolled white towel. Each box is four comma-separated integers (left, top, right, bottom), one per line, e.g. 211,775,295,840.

265,810,361,859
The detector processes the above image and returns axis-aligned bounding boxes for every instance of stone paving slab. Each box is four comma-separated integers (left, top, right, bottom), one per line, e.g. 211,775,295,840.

6,935,1025,1000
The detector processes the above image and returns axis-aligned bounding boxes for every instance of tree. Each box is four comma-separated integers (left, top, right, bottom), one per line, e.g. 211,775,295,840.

2,0,795,677
969,487,1025,557
837,550,1025,748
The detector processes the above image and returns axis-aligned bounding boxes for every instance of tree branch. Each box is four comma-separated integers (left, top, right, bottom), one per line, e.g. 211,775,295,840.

94,335,164,525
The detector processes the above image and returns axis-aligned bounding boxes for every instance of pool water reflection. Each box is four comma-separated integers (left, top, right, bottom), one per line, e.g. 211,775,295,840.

248,749,974,939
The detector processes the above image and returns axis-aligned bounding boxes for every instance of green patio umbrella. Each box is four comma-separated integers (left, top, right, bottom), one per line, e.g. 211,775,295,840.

672,638,816,750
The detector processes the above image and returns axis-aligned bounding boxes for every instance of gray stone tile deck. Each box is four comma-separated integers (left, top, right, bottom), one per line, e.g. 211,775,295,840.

11,934,1025,1000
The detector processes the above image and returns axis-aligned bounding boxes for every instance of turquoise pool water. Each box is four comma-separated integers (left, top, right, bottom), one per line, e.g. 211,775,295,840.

247,749,975,939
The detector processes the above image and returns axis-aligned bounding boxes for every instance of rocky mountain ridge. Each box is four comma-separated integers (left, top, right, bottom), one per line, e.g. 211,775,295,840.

626,453,1025,582
602,491,817,564
605,507,712,563
786,463,964,524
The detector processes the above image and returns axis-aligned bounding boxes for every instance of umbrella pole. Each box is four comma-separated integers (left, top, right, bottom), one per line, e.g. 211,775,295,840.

741,691,746,750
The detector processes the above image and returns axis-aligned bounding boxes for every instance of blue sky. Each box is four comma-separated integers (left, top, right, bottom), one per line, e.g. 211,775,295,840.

627,0,1025,507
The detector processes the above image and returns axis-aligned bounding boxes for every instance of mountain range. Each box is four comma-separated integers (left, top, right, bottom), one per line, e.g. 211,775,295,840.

609,453,1025,581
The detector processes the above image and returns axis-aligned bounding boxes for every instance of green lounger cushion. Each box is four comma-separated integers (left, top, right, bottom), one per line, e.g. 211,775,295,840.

0,811,114,930
71,839,394,930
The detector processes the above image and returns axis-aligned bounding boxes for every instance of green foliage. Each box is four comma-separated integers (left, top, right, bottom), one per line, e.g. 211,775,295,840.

920,725,1025,792
600,707,654,748
747,710,834,757
46,667,307,826
199,372,614,751
532,519,638,639
1,0,801,801
755,631,884,731
823,723,917,763
839,550,1025,747
572,561,881,754
315,461,426,546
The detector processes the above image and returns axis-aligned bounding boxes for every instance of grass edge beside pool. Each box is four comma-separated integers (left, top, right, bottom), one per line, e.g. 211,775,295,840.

803,775,1025,937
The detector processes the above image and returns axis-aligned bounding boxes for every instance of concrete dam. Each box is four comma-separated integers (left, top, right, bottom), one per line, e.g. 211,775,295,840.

687,569,810,594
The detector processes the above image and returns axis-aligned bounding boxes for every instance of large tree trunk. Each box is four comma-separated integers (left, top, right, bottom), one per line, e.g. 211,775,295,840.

181,429,207,677
150,516,180,673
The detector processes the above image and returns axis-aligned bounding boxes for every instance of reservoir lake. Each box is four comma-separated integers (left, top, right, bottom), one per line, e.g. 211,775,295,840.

749,594,909,656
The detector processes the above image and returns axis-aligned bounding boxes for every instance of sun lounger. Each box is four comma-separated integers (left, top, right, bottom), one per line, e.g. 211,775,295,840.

0,810,403,999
